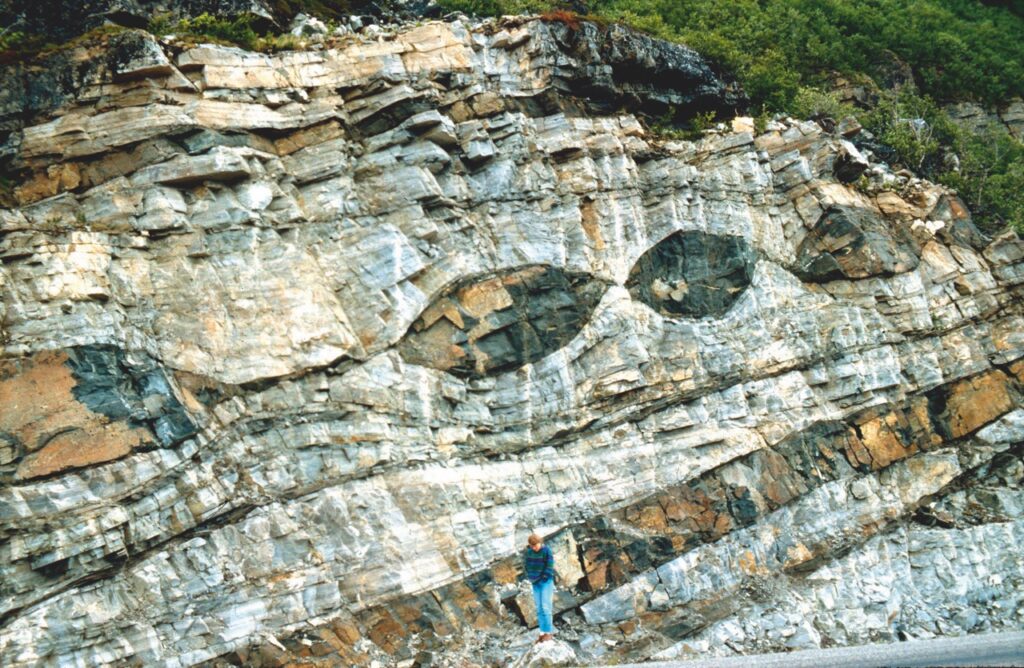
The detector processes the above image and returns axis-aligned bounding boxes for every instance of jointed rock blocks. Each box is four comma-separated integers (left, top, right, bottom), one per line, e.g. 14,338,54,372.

0,14,1022,668
795,204,921,281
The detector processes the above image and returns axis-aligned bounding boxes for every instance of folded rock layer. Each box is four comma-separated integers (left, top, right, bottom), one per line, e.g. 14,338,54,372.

0,16,1021,668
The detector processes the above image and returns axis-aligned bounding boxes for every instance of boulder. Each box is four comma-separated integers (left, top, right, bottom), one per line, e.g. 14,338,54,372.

520,639,577,668
833,140,870,183
289,12,327,37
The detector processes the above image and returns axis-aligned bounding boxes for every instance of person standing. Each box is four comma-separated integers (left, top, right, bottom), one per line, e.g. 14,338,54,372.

523,533,556,642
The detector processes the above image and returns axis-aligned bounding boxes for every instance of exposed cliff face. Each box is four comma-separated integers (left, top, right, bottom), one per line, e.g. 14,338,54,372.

0,16,1022,668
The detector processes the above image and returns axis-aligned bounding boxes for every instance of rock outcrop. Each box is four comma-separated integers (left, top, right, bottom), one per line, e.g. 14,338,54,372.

0,14,1022,668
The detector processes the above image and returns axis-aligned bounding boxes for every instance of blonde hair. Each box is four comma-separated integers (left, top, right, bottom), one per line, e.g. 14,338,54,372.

527,533,542,546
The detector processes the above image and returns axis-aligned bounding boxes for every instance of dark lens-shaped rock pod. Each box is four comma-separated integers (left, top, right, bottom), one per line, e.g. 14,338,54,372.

627,231,758,318
795,205,920,281
399,265,608,378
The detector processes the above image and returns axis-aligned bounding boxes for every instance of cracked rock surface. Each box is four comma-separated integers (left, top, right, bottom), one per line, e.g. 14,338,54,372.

0,15,1022,668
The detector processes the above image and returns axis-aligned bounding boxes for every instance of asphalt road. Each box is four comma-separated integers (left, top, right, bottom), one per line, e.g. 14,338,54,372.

612,631,1024,668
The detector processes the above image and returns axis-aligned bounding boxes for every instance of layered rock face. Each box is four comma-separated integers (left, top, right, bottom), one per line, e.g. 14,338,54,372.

0,16,1022,668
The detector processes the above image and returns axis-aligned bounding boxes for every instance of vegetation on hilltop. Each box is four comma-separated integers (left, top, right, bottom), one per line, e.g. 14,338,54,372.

147,13,306,52
440,0,1024,110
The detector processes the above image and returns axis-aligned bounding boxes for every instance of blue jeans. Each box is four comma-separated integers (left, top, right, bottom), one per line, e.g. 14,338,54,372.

532,577,555,633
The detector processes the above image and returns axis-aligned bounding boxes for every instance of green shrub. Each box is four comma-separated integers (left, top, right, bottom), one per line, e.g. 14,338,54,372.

254,33,305,53
147,13,178,38
790,87,857,123
157,13,260,49
648,106,717,140
438,0,1024,111
856,91,1023,233
433,0,559,15
0,28,52,60
862,93,943,172
690,110,717,134
939,127,1024,234
148,12,305,52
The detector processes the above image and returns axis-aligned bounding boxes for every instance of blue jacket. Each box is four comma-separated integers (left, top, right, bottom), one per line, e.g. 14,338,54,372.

524,544,555,584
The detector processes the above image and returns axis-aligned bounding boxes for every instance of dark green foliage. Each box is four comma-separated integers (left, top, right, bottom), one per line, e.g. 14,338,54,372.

145,13,179,39
939,125,1024,234
149,13,259,48
440,0,558,14
861,92,952,172
789,87,858,123
0,24,128,65
0,29,53,62
147,13,303,52
859,91,1024,233
441,0,1024,110
649,107,716,140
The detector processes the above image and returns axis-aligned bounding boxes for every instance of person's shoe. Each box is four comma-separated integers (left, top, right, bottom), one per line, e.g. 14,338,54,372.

539,633,553,642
